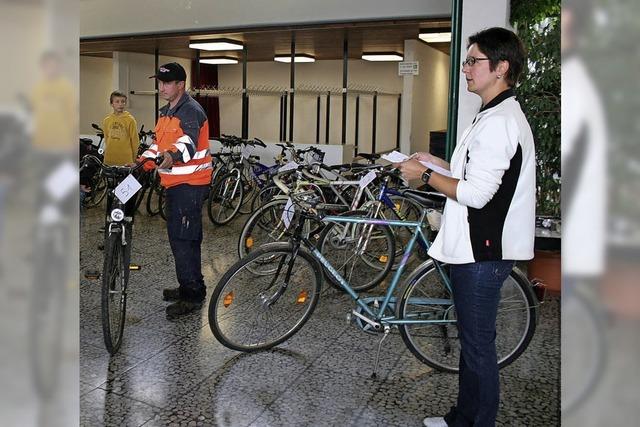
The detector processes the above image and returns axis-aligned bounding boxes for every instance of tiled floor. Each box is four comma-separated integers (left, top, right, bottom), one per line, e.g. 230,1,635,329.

80,203,560,426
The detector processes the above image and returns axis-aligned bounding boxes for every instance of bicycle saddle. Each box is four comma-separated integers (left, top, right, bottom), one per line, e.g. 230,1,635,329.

400,189,446,209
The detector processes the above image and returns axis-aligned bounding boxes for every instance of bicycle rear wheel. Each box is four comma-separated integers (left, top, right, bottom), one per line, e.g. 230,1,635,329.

316,211,395,292
101,225,131,354
208,172,244,225
397,264,537,372
209,242,322,351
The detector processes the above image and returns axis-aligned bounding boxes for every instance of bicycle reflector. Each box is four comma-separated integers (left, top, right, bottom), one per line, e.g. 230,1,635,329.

129,264,141,271
111,208,125,222
379,255,388,263
223,291,234,308
296,290,308,304
245,237,254,248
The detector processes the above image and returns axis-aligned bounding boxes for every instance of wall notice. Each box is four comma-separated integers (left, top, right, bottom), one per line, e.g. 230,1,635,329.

398,61,419,76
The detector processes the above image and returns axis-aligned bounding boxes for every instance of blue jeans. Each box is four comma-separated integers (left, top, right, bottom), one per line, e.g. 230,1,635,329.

165,184,209,302
443,260,515,427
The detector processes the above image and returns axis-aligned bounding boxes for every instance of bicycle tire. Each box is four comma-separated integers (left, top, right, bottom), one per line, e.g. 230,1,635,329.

146,179,162,216
101,225,131,354
561,289,606,414
209,242,322,351
237,198,290,260
83,172,108,208
134,186,147,214
238,173,257,215
158,187,168,221
378,195,423,269
251,184,284,212
397,263,537,372
316,211,396,292
208,172,244,225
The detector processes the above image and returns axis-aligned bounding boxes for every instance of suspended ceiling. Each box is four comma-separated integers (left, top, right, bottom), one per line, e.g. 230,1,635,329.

80,19,451,61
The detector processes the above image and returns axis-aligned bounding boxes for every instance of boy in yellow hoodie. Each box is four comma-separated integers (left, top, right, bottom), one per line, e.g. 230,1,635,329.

102,91,140,165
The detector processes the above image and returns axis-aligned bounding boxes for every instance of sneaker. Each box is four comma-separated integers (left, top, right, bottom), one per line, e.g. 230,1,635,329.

423,417,448,427
166,299,203,319
162,287,181,301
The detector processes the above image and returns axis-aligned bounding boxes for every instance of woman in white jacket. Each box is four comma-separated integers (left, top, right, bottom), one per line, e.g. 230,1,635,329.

396,27,536,427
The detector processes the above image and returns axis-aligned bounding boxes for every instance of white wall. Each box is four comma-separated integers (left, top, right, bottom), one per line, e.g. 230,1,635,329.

80,53,191,135
399,40,450,155
79,56,113,134
409,40,450,154
81,0,450,38
217,59,403,152
457,0,510,139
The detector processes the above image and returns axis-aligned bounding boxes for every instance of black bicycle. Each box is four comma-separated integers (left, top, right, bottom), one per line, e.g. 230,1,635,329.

81,154,160,354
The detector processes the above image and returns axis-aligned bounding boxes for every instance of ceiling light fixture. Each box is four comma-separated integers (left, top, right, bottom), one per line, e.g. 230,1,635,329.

274,54,315,63
418,31,452,43
189,38,244,51
361,52,404,62
199,56,238,65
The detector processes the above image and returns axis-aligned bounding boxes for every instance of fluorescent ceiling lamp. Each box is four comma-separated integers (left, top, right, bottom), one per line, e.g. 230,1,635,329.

199,57,238,65
274,54,315,63
361,53,403,62
189,39,243,51
419,32,452,43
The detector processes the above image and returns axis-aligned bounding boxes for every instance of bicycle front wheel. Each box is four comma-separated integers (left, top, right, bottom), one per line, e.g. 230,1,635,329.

101,226,131,354
397,264,537,372
209,242,322,351
83,172,108,208
208,172,244,225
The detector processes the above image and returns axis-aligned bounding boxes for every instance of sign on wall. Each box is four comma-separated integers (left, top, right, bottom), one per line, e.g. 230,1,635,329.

398,61,419,76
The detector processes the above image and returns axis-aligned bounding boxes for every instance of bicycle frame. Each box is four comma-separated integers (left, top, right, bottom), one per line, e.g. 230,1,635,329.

296,209,455,327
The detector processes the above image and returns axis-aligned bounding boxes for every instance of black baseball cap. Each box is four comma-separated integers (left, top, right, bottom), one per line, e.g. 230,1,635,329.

149,62,187,82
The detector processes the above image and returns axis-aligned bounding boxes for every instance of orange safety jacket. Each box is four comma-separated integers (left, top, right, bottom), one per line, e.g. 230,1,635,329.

140,93,212,188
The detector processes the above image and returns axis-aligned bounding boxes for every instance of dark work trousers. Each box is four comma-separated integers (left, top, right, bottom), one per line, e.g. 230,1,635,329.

165,184,209,302
444,260,515,427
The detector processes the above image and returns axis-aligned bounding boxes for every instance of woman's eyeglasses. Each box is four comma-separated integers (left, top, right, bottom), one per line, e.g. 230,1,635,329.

462,56,490,67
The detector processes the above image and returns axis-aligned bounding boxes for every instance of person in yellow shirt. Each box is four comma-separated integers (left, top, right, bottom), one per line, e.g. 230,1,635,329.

102,91,140,166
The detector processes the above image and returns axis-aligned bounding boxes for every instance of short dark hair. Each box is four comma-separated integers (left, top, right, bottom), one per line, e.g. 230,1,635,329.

109,90,127,103
468,27,527,87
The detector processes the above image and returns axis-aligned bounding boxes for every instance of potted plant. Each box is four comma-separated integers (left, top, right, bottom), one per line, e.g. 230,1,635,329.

511,0,561,293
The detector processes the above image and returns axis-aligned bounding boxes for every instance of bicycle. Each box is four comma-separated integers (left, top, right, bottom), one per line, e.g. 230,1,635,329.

207,137,266,225
80,124,108,208
209,189,539,375
81,154,159,354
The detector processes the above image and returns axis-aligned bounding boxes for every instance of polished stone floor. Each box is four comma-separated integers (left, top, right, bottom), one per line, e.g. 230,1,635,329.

80,203,560,427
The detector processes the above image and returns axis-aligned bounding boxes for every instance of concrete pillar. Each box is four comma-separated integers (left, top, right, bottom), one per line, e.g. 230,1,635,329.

456,0,510,139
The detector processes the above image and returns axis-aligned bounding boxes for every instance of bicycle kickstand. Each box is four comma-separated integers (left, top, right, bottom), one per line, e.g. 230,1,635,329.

371,326,391,379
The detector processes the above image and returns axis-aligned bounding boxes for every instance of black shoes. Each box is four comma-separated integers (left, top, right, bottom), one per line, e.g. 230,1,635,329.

162,287,181,301
166,299,203,319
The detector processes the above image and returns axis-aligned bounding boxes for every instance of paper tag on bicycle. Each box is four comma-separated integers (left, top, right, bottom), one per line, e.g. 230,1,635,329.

279,161,299,172
241,145,254,160
44,160,77,201
114,174,142,204
282,197,294,229
381,150,409,163
359,170,377,188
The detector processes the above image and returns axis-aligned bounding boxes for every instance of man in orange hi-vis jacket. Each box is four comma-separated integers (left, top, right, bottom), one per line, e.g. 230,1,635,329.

140,62,212,318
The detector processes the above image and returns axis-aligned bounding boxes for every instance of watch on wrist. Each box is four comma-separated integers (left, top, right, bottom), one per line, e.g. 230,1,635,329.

421,168,433,184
